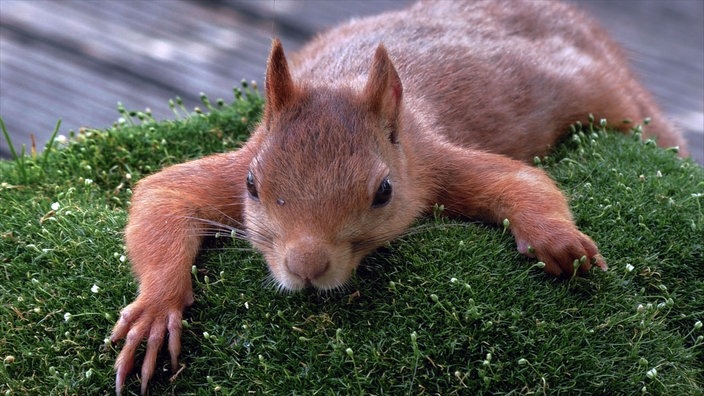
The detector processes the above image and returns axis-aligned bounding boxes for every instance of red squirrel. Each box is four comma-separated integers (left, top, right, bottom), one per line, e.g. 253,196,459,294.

110,0,687,393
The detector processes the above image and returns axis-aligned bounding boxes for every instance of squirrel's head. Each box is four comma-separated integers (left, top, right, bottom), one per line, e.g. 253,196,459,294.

243,39,418,291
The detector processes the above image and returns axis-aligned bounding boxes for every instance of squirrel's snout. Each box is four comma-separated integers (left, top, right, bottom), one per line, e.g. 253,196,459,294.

284,243,331,283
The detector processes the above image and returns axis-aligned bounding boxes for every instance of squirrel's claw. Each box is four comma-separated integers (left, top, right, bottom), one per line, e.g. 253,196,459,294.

111,298,185,395
515,219,607,277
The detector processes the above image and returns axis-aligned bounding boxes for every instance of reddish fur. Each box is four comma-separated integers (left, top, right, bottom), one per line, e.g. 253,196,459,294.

111,1,687,393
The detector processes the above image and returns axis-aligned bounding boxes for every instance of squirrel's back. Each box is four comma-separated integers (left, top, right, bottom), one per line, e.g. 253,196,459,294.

291,0,686,160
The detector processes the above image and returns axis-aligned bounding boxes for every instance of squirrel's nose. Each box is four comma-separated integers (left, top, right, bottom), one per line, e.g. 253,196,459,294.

284,243,331,283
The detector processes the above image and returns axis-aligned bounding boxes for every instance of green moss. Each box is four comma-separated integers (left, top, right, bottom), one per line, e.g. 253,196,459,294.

1,88,701,395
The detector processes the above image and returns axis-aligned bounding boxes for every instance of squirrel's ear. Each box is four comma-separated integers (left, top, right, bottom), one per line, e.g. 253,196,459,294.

363,44,403,144
264,39,296,123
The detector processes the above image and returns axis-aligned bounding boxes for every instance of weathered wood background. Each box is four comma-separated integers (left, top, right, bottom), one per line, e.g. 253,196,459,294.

1,0,702,163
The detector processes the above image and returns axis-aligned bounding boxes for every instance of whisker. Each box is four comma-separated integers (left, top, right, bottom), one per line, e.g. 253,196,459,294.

349,218,483,256
183,216,246,239
241,215,277,250
326,278,352,295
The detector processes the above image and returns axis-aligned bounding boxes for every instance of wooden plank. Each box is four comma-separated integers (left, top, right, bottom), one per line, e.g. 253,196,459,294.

2,0,267,95
574,0,704,163
222,0,414,39
0,0,276,157
573,0,704,130
1,0,701,163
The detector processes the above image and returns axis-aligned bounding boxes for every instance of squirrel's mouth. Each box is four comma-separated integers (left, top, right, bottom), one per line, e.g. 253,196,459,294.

268,258,357,293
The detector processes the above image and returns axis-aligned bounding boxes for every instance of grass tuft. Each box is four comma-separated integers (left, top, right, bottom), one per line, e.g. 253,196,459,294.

1,90,702,395
1,118,63,186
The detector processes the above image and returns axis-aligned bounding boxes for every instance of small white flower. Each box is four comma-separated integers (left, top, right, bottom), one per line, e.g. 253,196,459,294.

91,284,100,293
119,255,126,263
56,135,68,144
84,178,93,186
646,368,657,379
695,320,702,330
63,312,72,322
51,202,60,211
625,264,634,272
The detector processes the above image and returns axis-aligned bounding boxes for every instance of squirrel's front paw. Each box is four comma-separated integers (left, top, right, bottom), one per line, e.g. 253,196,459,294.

110,292,193,395
514,219,607,277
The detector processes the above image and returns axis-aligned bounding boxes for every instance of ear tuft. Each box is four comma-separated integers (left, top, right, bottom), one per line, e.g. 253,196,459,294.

264,39,296,123
363,44,403,143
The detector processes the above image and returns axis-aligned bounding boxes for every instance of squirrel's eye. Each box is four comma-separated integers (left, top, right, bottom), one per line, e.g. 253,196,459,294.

246,170,259,200
372,177,393,208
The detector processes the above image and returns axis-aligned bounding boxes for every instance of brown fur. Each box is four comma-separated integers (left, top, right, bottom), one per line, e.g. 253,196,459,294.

111,1,687,393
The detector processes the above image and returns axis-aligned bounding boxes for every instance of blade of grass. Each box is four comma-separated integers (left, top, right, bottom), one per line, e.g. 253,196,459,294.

40,119,62,172
0,116,27,183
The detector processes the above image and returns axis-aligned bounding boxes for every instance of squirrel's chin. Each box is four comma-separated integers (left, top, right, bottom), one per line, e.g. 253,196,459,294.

269,264,356,293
